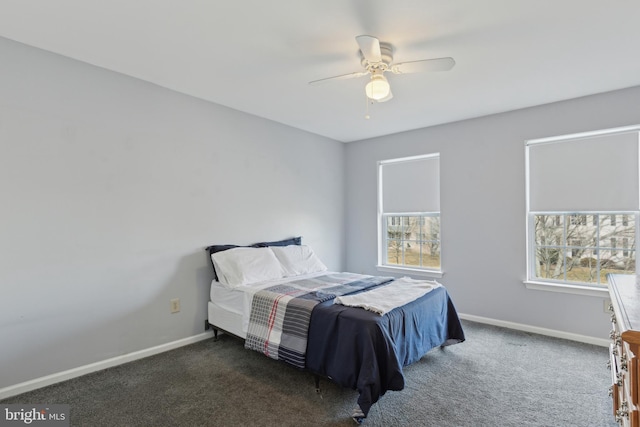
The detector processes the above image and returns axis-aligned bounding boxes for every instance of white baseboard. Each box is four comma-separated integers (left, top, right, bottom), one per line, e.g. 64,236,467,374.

458,313,610,347
0,331,214,400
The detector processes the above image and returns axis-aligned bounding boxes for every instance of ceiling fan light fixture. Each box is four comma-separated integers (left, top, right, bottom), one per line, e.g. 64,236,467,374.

365,74,390,101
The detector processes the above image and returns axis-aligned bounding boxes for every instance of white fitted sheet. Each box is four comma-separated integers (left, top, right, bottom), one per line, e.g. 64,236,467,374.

208,301,245,338
209,281,245,315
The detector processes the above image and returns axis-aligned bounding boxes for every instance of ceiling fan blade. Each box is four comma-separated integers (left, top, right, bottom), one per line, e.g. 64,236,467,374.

356,35,382,63
391,57,455,74
308,71,368,86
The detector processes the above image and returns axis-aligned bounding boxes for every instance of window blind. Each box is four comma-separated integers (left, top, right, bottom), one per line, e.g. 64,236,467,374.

380,154,440,213
528,131,639,212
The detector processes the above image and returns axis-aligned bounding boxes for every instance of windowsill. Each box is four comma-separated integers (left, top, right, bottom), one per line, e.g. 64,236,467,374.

523,280,608,297
376,265,444,279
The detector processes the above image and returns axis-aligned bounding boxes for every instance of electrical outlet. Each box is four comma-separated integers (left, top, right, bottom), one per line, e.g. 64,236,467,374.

170,298,180,313
604,299,612,313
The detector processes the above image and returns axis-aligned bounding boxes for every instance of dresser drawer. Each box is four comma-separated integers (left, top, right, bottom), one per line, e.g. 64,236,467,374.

623,343,639,406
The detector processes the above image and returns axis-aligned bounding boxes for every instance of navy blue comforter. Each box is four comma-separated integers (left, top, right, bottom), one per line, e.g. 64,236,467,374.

306,285,465,417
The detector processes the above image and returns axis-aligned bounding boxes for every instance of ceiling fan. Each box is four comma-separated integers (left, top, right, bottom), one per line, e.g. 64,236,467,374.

309,35,455,103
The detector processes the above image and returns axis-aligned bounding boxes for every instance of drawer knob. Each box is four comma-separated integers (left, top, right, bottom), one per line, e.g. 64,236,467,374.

610,330,621,345
616,372,623,387
615,401,629,423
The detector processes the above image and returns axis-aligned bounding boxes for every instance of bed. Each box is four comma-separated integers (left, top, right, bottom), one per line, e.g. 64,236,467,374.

205,238,465,423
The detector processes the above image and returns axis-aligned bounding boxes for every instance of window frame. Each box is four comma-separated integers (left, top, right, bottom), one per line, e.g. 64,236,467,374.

524,125,640,297
377,153,443,278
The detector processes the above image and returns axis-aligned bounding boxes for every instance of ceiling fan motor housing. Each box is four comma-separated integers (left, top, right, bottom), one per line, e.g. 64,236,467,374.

360,42,393,71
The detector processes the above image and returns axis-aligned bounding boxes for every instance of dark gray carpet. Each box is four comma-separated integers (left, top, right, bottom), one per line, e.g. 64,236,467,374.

2,320,617,426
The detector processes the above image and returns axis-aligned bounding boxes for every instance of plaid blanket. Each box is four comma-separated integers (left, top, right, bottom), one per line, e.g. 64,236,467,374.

244,273,393,369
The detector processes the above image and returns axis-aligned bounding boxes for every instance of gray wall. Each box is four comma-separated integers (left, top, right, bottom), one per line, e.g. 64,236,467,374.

345,85,640,339
0,37,345,389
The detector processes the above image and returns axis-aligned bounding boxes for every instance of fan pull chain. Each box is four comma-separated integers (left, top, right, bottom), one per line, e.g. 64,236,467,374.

365,93,371,119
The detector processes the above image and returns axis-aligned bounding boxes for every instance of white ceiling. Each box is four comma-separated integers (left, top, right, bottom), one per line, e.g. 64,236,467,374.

1,1,640,142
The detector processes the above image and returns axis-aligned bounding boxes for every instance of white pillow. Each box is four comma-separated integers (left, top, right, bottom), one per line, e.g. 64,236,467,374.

211,247,283,288
271,245,328,277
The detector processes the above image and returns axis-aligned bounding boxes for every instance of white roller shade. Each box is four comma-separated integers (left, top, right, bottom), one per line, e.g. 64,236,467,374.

381,155,440,213
528,131,639,212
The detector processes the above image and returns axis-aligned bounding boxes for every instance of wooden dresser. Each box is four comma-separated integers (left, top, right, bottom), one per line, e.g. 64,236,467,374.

608,274,640,426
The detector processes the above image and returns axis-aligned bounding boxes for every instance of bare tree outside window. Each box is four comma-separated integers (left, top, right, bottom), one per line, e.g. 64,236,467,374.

386,216,415,265
385,214,440,269
534,212,636,285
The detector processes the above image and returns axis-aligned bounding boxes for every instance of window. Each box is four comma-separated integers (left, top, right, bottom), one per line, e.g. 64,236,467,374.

526,126,640,288
378,154,441,274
